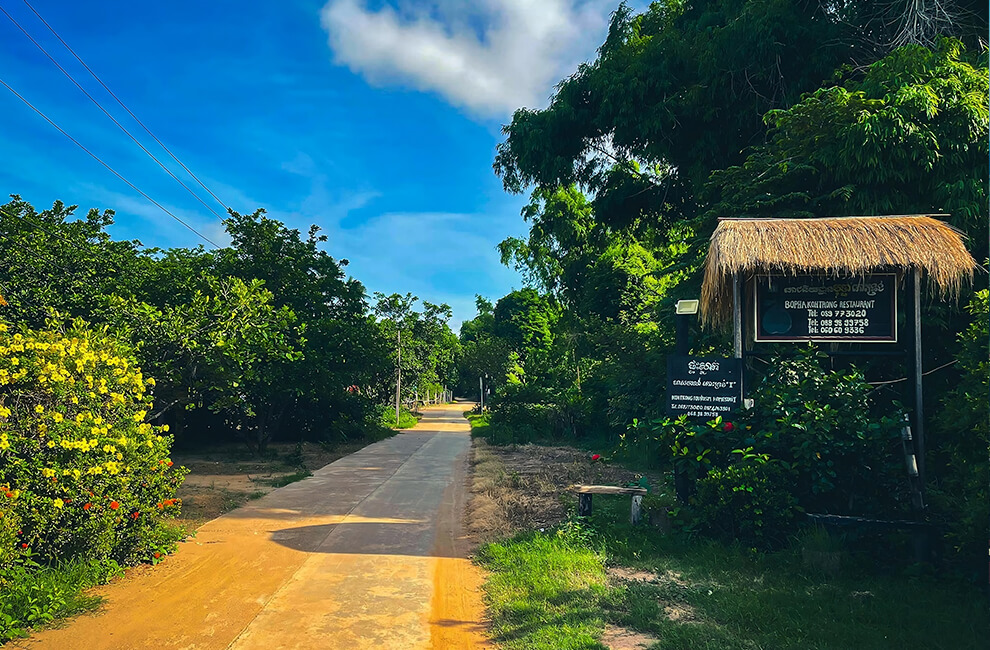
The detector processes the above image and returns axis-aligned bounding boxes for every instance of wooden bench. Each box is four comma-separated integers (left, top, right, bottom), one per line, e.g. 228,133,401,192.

568,485,648,524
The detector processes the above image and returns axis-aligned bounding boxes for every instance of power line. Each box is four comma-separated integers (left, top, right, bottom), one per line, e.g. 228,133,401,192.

0,76,221,247
0,2,225,221
21,0,231,215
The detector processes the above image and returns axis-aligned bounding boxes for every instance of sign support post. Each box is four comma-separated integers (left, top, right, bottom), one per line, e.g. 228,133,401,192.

911,267,925,487
732,272,743,359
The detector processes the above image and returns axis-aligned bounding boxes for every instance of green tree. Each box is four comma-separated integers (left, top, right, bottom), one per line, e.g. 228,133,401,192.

706,38,988,256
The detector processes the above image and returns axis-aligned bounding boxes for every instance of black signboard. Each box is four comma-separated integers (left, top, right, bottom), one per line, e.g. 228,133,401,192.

666,356,742,419
754,273,897,343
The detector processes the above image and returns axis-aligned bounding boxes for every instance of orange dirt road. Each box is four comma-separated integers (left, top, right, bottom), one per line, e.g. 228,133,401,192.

14,403,489,650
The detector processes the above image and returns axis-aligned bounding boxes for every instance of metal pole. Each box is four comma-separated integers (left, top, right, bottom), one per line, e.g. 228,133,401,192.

479,376,484,411
676,312,689,356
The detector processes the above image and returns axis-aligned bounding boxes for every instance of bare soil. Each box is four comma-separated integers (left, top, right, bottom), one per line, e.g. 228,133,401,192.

467,439,661,543
601,625,661,650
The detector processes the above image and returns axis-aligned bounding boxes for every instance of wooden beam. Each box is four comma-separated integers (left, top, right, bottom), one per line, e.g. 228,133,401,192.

733,272,743,359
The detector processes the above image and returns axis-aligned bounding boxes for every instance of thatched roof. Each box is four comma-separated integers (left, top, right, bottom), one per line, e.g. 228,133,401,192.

701,216,979,326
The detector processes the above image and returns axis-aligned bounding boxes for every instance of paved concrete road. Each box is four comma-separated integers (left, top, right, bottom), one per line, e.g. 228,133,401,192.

16,403,488,650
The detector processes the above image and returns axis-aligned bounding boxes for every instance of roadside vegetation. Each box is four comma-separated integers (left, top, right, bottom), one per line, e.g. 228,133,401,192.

469,428,987,650
459,0,987,584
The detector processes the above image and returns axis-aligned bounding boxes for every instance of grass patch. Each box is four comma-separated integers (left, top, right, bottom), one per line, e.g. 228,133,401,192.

477,527,610,650
381,405,419,429
0,558,123,643
477,498,989,650
265,470,312,488
465,411,490,436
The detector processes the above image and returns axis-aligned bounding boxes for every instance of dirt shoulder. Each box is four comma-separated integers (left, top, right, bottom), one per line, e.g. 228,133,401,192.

467,438,660,543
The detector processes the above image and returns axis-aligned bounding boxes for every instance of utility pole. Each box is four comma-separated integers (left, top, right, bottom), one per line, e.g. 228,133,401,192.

395,329,401,426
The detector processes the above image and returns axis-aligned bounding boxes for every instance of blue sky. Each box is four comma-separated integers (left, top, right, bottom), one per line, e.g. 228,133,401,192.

0,0,623,326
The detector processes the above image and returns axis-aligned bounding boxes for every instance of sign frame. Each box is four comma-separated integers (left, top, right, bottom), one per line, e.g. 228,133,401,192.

666,356,743,420
752,272,898,344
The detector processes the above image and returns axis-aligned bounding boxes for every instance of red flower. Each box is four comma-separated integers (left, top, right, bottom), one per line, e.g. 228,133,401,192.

21,543,28,548
154,552,161,559
109,501,120,510
723,422,735,432
167,461,173,467
131,511,140,519
4,492,12,498
591,454,601,461
83,503,92,511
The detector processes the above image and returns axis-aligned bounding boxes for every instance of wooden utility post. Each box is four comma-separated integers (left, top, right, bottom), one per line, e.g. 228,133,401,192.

395,329,401,426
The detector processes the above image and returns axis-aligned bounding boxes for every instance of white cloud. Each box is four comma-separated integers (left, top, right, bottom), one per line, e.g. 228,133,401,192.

320,0,615,116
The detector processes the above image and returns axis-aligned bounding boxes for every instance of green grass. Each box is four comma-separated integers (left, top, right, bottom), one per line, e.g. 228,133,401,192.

266,470,312,488
476,500,989,650
0,557,123,643
465,411,490,436
381,405,419,429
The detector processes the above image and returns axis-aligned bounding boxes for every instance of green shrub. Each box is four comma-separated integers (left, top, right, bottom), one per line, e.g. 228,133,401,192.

928,289,988,575
639,349,904,547
0,320,187,571
689,456,800,548
379,404,418,429
735,348,905,515
486,402,554,444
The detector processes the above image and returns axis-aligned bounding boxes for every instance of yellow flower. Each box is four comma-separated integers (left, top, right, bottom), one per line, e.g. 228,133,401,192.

0,436,9,451
70,396,79,404
161,424,170,432
52,413,64,423
133,411,147,423
34,404,44,413
0,406,10,418
53,498,64,509
41,468,55,477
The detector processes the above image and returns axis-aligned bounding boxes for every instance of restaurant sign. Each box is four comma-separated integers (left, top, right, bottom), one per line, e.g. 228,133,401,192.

666,356,742,419
754,273,897,342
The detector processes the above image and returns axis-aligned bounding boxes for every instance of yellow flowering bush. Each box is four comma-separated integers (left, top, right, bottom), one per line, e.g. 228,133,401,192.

0,320,187,570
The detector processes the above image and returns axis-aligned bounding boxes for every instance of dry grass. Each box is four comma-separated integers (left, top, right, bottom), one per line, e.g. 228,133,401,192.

701,215,979,326
467,439,659,543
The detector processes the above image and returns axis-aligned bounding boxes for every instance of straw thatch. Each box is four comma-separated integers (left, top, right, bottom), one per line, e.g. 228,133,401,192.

701,216,979,326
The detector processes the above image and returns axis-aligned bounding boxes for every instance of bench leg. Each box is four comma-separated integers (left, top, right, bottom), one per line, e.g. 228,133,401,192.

578,493,593,517
630,495,642,525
